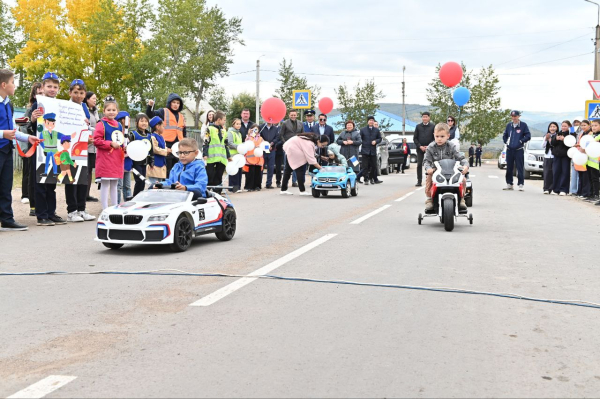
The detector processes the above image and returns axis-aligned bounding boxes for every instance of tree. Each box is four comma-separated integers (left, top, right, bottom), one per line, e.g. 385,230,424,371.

206,86,229,114
425,63,472,125
0,1,18,68
461,66,510,145
152,0,243,128
274,58,320,113
227,92,256,126
334,79,391,131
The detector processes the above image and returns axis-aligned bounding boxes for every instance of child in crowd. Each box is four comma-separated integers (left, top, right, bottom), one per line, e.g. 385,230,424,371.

575,120,592,199
146,93,186,173
84,91,99,202
128,113,151,197
203,110,231,193
587,120,600,202
550,121,572,196
65,79,95,222
423,122,469,211
227,118,243,193
146,116,169,188
29,72,68,226
20,81,42,209
0,69,40,231
93,96,124,209
154,138,208,199
243,124,264,192
116,111,132,202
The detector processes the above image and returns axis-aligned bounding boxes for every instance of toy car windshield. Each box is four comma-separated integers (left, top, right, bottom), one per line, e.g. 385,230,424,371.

321,166,347,173
133,190,190,203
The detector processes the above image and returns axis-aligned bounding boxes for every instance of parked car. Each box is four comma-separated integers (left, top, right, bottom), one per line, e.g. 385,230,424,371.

387,138,412,172
387,134,417,163
502,138,544,179
498,145,507,169
358,137,390,176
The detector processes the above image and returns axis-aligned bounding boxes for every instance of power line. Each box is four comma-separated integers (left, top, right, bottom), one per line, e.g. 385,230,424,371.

505,51,593,70
243,27,593,42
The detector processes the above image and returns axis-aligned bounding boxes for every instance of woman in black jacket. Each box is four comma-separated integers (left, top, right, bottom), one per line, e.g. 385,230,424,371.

551,120,573,195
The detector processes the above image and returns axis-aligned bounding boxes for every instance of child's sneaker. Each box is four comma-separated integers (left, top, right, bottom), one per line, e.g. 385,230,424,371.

459,198,467,210
78,210,96,221
425,198,434,211
67,212,84,223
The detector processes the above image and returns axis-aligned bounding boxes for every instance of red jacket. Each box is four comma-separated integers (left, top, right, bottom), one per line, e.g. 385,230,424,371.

93,117,124,179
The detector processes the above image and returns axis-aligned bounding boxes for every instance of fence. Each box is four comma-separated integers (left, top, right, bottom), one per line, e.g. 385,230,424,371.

13,148,24,171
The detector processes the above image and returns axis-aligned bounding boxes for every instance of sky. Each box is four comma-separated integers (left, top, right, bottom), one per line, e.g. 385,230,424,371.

205,0,598,116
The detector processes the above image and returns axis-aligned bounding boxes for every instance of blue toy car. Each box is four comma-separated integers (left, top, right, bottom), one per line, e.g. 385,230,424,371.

311,165,358,198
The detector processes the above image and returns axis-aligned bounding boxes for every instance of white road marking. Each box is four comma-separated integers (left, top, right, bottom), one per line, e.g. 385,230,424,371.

469,175,476,177
416,187,425,191
395,191,415,202
190,234,337,307
350,205,392,225
8,376,77,399
488,175,499,179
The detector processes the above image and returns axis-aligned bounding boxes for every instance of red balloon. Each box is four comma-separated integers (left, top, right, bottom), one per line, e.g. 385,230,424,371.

260,97,287,123
439,62,463,88
318,97,334,114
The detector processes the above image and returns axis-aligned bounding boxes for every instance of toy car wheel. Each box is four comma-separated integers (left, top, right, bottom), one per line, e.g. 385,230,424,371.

216,208,236,241
351,181,358,196
418,213,422,225
170,216,193,252
341,182,350,198
312,187,321,198
103,243,123,250
469,213,474,225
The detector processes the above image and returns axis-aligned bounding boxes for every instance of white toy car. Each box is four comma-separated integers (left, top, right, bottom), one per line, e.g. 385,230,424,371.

96,189,236,252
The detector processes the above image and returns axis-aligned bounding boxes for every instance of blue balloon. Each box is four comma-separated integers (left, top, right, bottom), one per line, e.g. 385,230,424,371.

453,87,471,106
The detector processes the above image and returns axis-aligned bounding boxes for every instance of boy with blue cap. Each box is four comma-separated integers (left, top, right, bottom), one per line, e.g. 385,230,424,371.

0,69,41,231
146,116,169,188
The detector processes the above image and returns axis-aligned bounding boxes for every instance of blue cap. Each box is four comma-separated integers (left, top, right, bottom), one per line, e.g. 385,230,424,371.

60,136,71,144
42,72,58,81
149,116,163,128
43,112,56,121
510,110,521,117
70,79,84,87
116,111,130,121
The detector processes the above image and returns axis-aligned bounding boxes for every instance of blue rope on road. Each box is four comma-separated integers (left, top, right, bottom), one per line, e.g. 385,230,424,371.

2,269,600,310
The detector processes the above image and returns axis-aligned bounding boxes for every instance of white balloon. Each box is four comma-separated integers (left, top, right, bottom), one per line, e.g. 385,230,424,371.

233,154,246,168
567,147,579,159
237,143,249,155
573,151,589,166
226,162,239,176
564,135,576,147
126,140,149,162
244,141,256,153
580,135,593,149
450,139,460,149
196,151,203,160
587,141,600,158
253,147,264,157
171,142,179,158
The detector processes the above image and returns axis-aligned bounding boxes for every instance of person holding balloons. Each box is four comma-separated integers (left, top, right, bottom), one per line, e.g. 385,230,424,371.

574,120,592,200
502,110,531,191
550,121,572,196
243,124,264,192
128,113,151,197
226,118,243,193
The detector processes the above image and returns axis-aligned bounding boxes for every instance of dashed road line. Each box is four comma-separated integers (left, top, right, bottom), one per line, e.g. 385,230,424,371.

8,375,77,399
190,234,337,307
395,191,415,202
350,205,392,225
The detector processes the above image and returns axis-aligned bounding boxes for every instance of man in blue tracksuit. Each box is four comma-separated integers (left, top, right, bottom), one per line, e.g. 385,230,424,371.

260,122,280,189
503,110,531,191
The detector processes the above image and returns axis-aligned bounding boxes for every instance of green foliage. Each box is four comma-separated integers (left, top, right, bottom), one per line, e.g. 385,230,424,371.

274,58,320,113
227,92,256,126
207,86,229,115
151,0,244,128
334,79,391,131
0,2,18,68
426,63,509,146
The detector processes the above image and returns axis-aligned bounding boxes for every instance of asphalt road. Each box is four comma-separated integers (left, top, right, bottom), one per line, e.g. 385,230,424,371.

3,163,600,398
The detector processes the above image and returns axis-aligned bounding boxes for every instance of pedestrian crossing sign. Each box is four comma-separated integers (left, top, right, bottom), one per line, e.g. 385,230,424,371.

586,100,600,120
293,90,311,109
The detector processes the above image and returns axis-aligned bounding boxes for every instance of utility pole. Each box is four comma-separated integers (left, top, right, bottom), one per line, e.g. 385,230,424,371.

402,66,406,135
256,59,260,124
585,0,600,98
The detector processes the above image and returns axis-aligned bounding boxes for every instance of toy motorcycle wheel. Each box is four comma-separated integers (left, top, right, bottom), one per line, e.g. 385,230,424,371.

418,213,423,225
170,216,193,252
216,208,237,241
469,213,474,225
103,243,123,250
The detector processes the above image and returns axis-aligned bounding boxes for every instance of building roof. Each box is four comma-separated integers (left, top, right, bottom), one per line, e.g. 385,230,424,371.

326,109,418,132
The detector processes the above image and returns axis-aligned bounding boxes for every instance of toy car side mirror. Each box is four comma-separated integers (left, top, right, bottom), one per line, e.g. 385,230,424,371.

312,169,319,173
192,198,208,206
347,168,353,173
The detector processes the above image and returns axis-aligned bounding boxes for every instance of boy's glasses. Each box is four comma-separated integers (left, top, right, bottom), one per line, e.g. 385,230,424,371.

70,79,84,87
176,151,194,156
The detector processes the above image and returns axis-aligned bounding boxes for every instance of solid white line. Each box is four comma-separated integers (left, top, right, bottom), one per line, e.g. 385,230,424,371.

395,191,415,202
488,175,499,179
469,175,476,177
190,234,337,307
8,375,77,399
350,205,392,225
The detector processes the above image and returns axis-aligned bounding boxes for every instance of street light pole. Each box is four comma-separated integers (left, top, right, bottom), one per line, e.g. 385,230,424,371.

585,0,600,98
402,66,406,135
256,59,260,124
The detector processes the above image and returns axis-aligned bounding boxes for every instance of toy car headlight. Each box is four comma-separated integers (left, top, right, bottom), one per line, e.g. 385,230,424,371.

148,214,169,222
338,177,345,182
100,212,109,221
